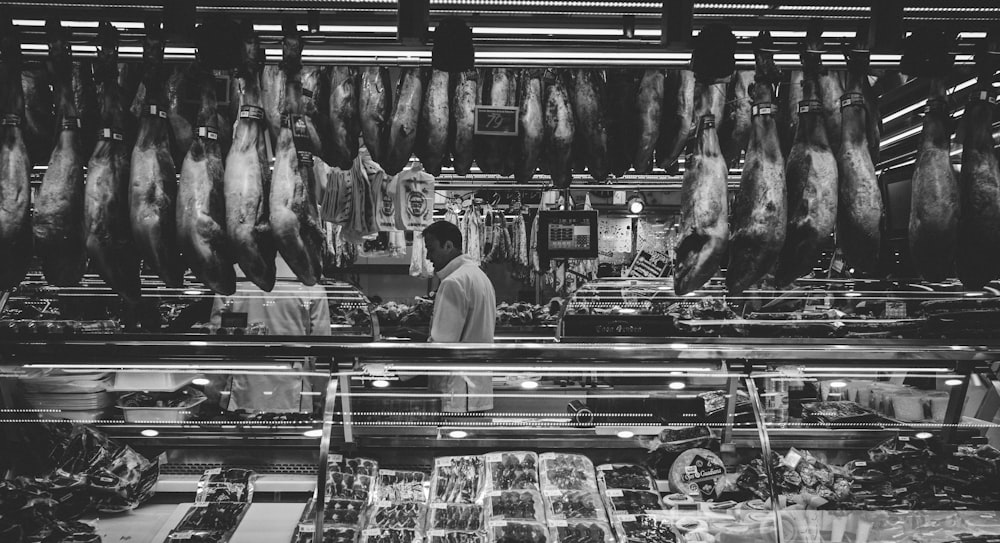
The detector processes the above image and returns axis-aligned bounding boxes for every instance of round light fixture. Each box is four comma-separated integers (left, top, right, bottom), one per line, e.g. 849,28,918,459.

448,430,468,439
372,379,390,388
140,429,159,437
183,289,204,296
617,430,635,439
844,292,862,297
192,377,210,386
520,380,539,390
830,381,847,389
915,432,933,440
668,381,686,390
303,429,323,438
627,192,645,214
945,379,963,386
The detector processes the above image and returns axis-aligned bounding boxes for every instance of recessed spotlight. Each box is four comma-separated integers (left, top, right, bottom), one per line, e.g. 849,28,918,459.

192,378,210,386
372,379,390,388
915,432,933,440
844,292,862,297
964,292,984,297
668,382,686,390
521,380,539,390
945,379,963,386
303,429,323,438
183,289,204,295
627,192,645,214
617,430,635,439
448,430,468,439
140,429,159,437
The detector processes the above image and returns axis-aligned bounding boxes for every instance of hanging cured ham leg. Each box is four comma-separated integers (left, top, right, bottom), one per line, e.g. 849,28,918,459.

177,63,236,295
129,19,186,287
956,41,1000,289
836,40,883,275
416,68,449,176
384,67,425,176
269,21,323,285
544,69,575,189
225,25,276,292
0,20,32,289
327,66,360,170
85,21,141,302
674,25,735,295
727,32,786,295
359,66,391,165
34,21,87,286
773,31,839,286
633,69,663,174
515,69,544,182
450,69,478,176
657,69,694,172
905,30,959,282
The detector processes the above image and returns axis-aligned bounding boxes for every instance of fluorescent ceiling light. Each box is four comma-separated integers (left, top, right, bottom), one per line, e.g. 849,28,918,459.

303,429,323,438
447,430,468,439
616,430,635,438
192,378,211,386
140,429,159,437
880,125,922,148
475,26,621,36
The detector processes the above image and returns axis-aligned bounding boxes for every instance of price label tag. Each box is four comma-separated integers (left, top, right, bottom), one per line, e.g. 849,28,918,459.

485,453,503,463
615,514,637,522
539,453,557,461
544,489,563,497
598,465,614,471
363,529,381,536
435,458,452,467
895,487,908,494
890,464,903,472
606,489,624,497
329,454,343,464
551,520,568,527
474,105,519,136
948,464,961,471
298,524,315,533
192,502,209,508
377,500,391,507
170,533,194,541
855,461,867,467
488,490,503,498
492,520,508,528
205,468,222,475
429,530,447,537
431,502,447,509
381,470,396,476
898,436,910,442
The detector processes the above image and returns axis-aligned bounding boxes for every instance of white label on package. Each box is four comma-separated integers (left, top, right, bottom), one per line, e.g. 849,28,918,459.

485,453,503,463
544,489,563,497
435,458,452,467
205,468,222,475
329,454,343,464
431,502,447,509
606,489,624,497
783,450,803,469
551,520,568,527
381,470,396,476
429,530,447,537
615,514,637,522
598,465,613,471
488,491,503,497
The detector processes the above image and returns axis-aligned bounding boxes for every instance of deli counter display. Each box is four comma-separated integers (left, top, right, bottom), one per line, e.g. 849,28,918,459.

1,330,999,543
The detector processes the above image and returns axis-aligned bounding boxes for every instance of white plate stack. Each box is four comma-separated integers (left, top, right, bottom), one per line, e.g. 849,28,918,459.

21,371,114,421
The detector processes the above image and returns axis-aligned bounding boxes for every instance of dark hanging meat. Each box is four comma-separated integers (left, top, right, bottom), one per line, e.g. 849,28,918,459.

773,33,839,286
327,66,360,169
569,69,610,181
515,68,544,182
261,62,285,148
129,19,186,287
956,45,1000,289
476,68,516,175
606,68,639,178
167,65,195,168
33,21,87,287
904,30,959,282
269,22,323,285
416,68,449,176
225,24,276,292
776,70,804,159
720,70,754,168
727,33,787,295
359,66,391,165
21,65,54,166
656,69,695,172
544,69,575,189
85,21,141,302
450,69,478,176
384,67,425,176
633,69,663,174
177,65,236,295
836,42,883,275
0,20,33,289
674,25,735,295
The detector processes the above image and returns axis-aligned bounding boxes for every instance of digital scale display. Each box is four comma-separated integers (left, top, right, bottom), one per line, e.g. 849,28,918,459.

538,210,599,259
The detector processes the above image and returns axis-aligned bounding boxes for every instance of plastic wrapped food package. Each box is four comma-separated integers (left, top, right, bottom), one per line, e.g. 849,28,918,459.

432,456,484,504
891,390,926,422
327,455,378,502
428,503,484,531
486,490,546,522
542,489,607,521
376,470,428,503
603,489,664,515
484,451,540,492
367,502,427,529
359,527,422,543
487,520,548,543
298,498,367,527
596,464,656,491
612,514,678,543
329,455,379,477
291,526,360,543
539,453,598,491
166,502,249,542
548,521,615,543
194,468,256,504
428,531,487,543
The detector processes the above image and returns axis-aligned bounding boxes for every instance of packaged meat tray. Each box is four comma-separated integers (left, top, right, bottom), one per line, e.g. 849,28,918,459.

367,502,427,530
548,521,615,543
487,520,548,543
432,456,484,504
542,489,608,521
165,502,248,543
292,526,360,543
428,503,484,531
595,464,656,491
603,489,664,515
327,470,374,502
485,490,546,522
298,498,367,527
194,468,256,504
611,514,677,543
359,528,422,543
428,531,486,543
329,455,379,477
484,451,540,491
539,453,598,491
801,401,890,426
376,470,428,503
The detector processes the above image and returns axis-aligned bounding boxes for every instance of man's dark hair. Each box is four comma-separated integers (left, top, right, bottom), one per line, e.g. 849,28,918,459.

423,220,463,250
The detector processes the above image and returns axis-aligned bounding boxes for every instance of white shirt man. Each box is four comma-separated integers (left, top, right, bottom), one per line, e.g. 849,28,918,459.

423,220,496,412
